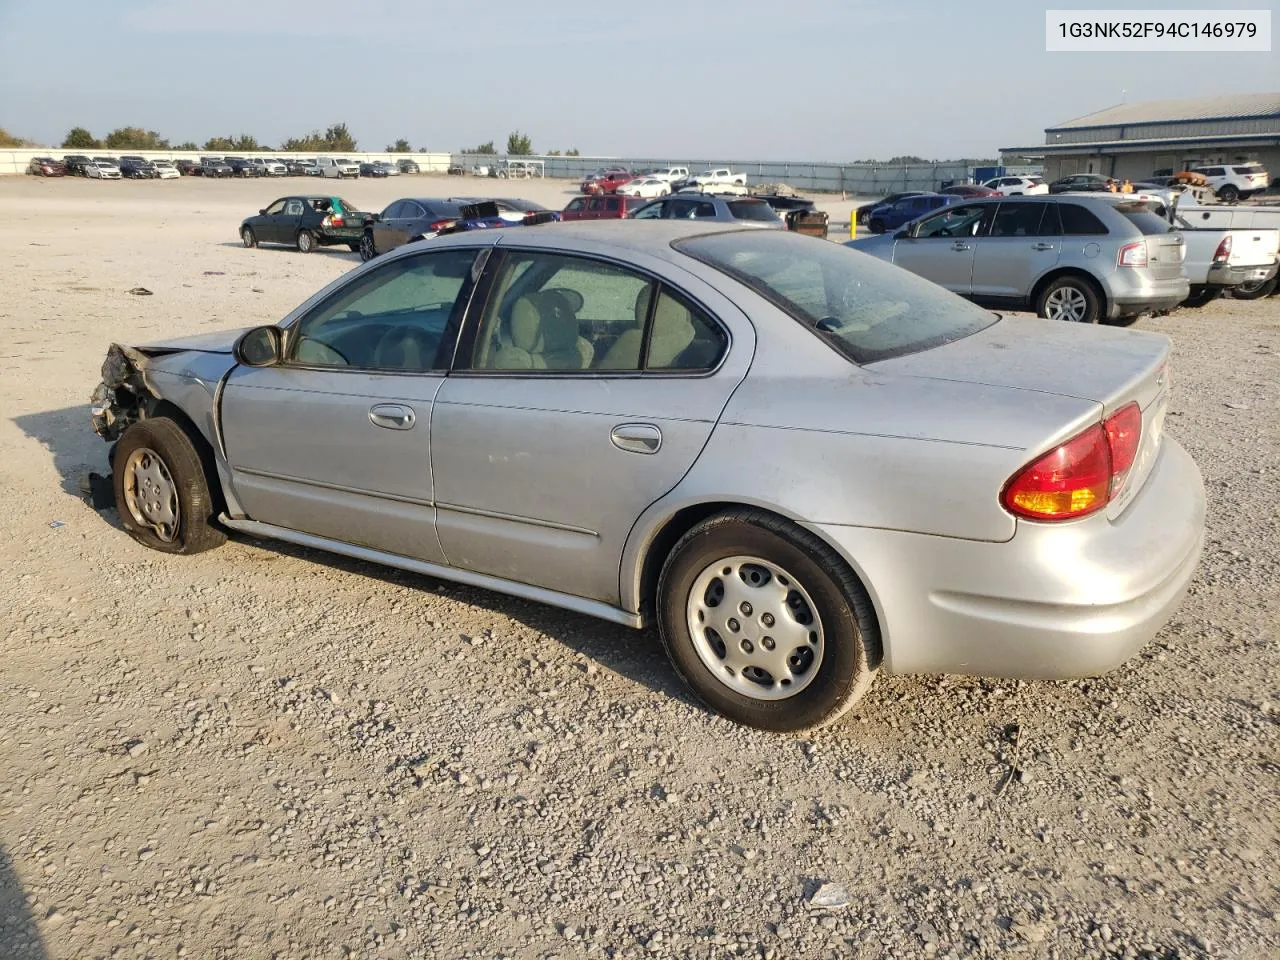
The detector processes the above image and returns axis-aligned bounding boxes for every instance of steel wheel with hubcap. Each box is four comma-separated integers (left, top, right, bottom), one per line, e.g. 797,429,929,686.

241,226,256,248
297,230,317,253
1037,277,1100,323
657,509,880,731
112,418,227,555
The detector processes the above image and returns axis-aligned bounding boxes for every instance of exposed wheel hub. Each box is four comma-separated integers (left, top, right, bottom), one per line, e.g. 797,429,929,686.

687,556,825,701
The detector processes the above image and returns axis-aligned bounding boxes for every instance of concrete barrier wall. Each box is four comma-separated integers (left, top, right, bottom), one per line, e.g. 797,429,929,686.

1,149,454,177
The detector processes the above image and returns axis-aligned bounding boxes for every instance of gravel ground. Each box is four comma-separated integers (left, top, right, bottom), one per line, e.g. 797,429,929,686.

1,176,1277,960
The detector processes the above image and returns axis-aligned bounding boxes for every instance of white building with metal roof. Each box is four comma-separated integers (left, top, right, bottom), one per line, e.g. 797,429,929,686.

1001,93,1279,184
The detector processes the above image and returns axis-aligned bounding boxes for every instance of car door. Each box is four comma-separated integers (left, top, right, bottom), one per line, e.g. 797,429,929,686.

253,199,287,243
890,202,993,295
220,246,485,563
430,245,752,605
274,198,307,245
970,201,1058,300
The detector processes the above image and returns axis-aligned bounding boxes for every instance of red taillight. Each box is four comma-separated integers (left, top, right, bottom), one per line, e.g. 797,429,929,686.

1212,235,1232,263
428,219,454,232
330,215,344,227
1001,402,1143,521
1117,240,1148,267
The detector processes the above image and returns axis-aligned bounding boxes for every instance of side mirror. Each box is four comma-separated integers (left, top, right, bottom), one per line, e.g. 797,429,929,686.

235,326,281,367
259,208,266,215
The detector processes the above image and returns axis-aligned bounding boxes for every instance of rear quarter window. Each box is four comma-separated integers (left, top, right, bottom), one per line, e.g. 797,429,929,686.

1057,204,1109,236
728,200,777,222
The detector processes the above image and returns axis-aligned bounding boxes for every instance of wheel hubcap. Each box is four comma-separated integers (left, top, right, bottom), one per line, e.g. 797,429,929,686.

1046,286,1089,321
122,447,179,542
242,230,252,247
686,556,825,701
300,233,312,251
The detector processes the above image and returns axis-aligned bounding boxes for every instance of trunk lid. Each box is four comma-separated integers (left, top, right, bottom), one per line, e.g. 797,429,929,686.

868,317,1171,517
1145,232,1186,280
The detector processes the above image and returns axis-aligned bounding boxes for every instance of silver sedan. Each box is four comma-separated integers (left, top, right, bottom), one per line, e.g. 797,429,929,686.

89,223,1205,731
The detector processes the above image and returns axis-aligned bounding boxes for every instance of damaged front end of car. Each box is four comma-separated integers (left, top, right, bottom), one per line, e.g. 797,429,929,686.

90,343,155,442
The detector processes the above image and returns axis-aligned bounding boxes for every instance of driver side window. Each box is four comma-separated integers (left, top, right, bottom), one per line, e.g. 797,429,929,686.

288,250,476,372
265,199,287,215
632,202,664,220
914,204,990,238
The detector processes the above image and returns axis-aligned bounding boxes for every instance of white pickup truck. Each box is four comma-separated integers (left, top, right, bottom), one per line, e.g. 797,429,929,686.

648,166,689,184
1174,209,1279,307
1175,202,1280,299
694,168,748,187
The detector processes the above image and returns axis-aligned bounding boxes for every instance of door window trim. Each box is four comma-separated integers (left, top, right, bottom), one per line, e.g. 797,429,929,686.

277,247,486,376
449,247,732,380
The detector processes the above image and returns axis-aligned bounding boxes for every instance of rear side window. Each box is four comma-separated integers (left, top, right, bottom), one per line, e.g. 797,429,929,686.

605,198,620,212
677,231,998,364
1057,204,1108,235
989,202,1049,237
1233,164,1262,174
728,200,778,222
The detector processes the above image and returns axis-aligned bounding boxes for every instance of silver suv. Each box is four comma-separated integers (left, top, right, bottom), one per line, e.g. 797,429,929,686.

848,196,1189,324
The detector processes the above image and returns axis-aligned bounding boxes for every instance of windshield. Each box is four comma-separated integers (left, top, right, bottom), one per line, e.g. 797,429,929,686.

677,231,998,364
727,200,779,222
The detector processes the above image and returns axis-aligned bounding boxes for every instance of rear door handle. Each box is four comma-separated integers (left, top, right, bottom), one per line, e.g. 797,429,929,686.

610,423,662,454
951,242,971,251
369,403,416,430
1032,242,1056,251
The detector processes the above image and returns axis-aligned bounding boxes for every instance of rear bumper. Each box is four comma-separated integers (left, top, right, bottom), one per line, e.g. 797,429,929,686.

1106,274,1190,316
807,438,1205,679
1205,259,1279,289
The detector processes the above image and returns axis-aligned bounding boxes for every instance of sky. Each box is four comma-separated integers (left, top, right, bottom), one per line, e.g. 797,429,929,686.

0,0,1274,159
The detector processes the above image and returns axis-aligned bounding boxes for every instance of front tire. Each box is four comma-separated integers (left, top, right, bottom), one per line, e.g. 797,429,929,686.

112,418,226,555
656,510,880,732
241,227,257,248
1037,275,1101,323
297,230,317,253
1182,287,1222,308
359,231,377,262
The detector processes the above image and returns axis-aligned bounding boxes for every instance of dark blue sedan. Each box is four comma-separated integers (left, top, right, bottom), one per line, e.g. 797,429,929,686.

865,193,963,234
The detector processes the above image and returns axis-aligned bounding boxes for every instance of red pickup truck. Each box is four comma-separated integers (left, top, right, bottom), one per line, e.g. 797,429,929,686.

581,169,634,195
561,195,649,220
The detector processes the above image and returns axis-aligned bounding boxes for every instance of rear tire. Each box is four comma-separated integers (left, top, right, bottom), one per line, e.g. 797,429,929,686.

297,230,317,253
1217,184,1239,203
1037,275,1101,323
1182,287,1222,308
112,418,226,555
241,227,257,248
359,231,377,262
656,509,880,732
1231,276,1277,300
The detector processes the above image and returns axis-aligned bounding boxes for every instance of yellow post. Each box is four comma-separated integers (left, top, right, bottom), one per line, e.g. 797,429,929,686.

850,211,857,240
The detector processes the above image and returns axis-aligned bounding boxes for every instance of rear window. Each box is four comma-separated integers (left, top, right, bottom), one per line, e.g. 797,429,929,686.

676,231,997,364
1057,203,1108,235
728,200,779,222
1111,201,1173,234
1233,164,1263,174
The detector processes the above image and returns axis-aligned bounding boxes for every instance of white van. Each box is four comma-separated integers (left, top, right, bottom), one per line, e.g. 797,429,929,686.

316,157,360,179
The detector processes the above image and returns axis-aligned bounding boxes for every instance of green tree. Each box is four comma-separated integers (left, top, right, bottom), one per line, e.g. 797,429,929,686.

230,133,260,151
565,148,580,157
203,136,235,151
323,122,356,151
386,138,411,152
0,127,28,147
62,127,100,149
506,130,533,156
886,155,927,164
174,141,198,151
463,141,496,155
546,149,561,156
282,123,357,153
104,127,170,150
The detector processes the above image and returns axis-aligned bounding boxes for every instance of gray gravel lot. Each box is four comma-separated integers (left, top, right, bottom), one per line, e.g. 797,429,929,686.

1,177,1277,960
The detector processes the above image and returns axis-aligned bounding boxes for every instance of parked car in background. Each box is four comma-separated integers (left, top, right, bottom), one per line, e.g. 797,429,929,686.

580,167,631,192
176,159,202,176
88,222,1205,732
1048,174,1115,193
200,157,234,178
61,155,93,176
617,177,672,199
941,184,999,198
359,197,469,260
27,156,67,176
1145,199,1280,306
223,157,260,177
283,158,313,176
446,197,555,223
240,195,372,253
983,176,1048,196
318,157,360,179
584,171,634,195
855,191,927,225
397,158,421,174
694,168,748,188
865,193,964,234
119,157,158,179
1188,163,1269,202
151,159,180,179
647,166,690,185
561,195,653,221
849,195,1189,324
359,162,390,178
85,159,122,180
248,158,287,177
629,194,782,227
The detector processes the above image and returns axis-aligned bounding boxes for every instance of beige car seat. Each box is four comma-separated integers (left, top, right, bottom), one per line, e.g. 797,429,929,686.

492,291,592,369
599,287,697,369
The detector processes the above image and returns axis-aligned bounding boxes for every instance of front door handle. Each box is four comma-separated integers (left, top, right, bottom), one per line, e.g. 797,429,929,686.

610,423,662,455
1032,242,1056,251
951,242,971,251
369,403,416,430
